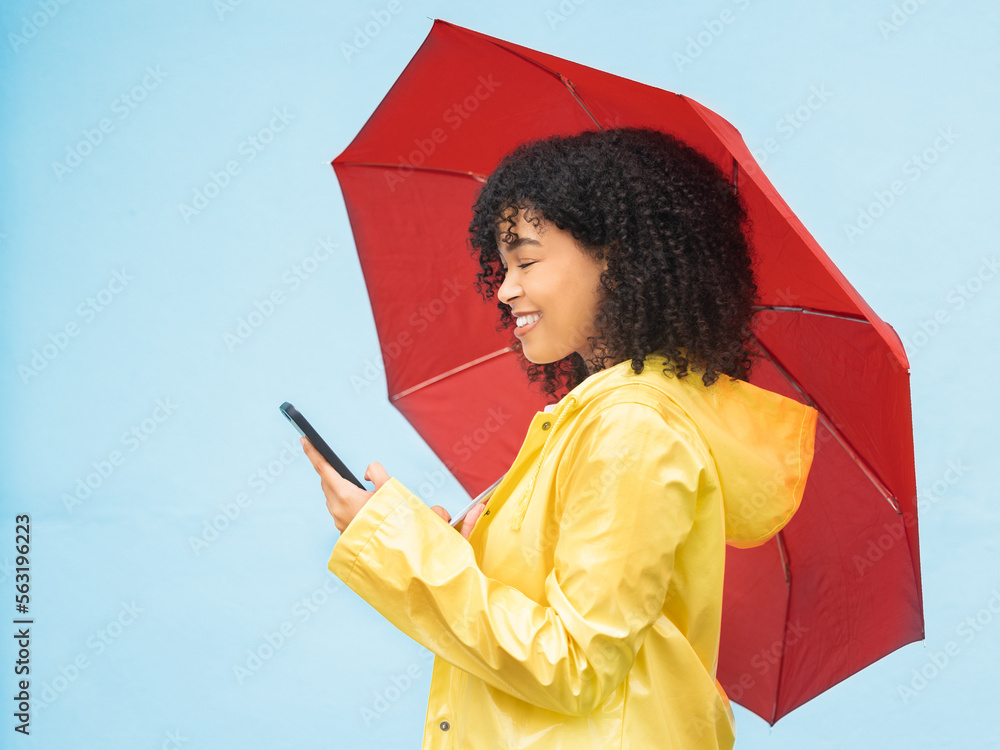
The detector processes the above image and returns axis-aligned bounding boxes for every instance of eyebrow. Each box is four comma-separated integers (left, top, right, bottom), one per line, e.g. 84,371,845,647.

497,237,541,267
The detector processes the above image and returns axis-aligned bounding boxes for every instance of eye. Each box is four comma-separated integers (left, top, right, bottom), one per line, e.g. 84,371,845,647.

517,262,537,269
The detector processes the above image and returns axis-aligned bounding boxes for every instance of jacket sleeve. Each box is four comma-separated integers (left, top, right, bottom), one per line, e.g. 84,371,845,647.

326,401,706,716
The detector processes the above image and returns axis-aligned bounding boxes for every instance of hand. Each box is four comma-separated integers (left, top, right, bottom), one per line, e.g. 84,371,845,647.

430,502,487,541
300,437,387,532
300,437,487,539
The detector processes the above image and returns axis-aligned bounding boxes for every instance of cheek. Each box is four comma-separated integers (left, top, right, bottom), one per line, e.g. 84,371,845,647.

568,277,600,315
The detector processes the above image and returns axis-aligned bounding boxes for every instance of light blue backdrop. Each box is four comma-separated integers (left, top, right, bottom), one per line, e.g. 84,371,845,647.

1,1,997,747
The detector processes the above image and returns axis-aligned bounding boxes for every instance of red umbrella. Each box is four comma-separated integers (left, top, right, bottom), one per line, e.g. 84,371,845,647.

331,19,922,724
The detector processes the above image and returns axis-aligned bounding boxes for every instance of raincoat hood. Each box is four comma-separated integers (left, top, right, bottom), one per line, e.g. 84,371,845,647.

512,352,817,548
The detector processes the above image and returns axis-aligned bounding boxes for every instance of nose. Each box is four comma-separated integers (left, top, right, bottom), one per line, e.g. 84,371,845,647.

497,267,520,308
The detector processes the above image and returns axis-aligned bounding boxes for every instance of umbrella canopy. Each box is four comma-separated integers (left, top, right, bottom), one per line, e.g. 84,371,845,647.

331,19,922,724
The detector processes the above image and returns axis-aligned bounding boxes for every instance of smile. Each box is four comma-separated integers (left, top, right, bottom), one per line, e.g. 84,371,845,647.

515,312,542,327
514,312,542,337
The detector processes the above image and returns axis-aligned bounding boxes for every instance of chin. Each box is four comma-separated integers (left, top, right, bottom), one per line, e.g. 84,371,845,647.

521,346,571,367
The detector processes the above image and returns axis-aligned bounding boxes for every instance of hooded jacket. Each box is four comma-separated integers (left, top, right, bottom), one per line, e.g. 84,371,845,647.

328,352,817,749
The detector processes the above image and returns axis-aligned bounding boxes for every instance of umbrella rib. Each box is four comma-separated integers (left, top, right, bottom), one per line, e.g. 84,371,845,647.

557,75,603,130
770,530,793,725
752,336,901,513
775,530,790,584
753,305,870,323
334,161,488,183
480,41,604,130
390,347,514,402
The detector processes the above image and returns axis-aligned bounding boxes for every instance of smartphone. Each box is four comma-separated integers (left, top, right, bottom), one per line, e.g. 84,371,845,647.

279,402,367,490
450,473,506,528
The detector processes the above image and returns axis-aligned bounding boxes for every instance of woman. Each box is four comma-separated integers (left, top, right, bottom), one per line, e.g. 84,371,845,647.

302,127,818,749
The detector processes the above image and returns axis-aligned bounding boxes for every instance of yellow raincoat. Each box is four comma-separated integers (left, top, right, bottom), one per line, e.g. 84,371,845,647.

328,352,817,749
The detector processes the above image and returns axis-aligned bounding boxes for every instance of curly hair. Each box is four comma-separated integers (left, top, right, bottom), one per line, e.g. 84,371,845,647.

468,126,760,401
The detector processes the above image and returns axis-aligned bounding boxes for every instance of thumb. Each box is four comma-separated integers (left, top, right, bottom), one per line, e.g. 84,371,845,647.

364,461,390,490
459,502,487,540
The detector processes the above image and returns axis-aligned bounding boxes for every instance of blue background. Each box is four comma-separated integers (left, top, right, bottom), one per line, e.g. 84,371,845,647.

1,1,997,747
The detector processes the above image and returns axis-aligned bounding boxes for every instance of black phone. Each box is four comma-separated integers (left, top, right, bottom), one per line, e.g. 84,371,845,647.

279,402,367,490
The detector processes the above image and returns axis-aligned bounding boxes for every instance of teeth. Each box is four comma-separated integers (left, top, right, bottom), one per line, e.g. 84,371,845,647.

516,313,541,327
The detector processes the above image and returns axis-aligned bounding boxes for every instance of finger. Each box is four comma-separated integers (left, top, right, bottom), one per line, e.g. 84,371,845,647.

300,437,325,473
300,437,347,486
460,502,487,540
429,505,451,523
365,461,391,490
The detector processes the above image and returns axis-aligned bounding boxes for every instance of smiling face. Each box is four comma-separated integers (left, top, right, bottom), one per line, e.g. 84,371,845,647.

495,207,610,372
